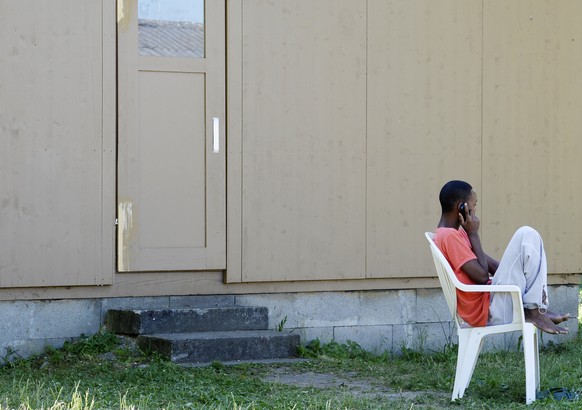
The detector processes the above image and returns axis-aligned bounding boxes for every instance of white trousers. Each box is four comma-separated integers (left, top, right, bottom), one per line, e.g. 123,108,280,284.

488,226,549,326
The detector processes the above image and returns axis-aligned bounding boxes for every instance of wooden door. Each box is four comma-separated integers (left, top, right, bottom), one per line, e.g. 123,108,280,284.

117,0,225,272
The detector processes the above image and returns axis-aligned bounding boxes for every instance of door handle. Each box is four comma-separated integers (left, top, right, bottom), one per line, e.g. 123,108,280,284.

213,117,220,153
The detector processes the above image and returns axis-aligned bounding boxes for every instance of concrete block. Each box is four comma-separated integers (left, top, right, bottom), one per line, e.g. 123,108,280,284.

137,330,300,364
477,332,518,351
235,294,291,327
333,325,392,354
397,290,416,324
548,285,579,319
413,322,456,353
524,285,578,346
0,301,34,342
107,307,269,335
392,323,456,354
390,324,412,353
30,300,100,339
170,295,235,308
356,291,403,325
101,297,170,323
236,291,403,329
415,289,452,323
237,293,358,328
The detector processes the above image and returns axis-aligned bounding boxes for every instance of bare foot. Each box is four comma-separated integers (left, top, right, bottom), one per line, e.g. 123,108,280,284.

546,310,571,324
524,308,569,334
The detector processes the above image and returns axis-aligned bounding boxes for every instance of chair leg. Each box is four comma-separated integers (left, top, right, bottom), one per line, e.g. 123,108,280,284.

453,329,484,400
523,327,539,404
534,329,540,392
452,334,468,400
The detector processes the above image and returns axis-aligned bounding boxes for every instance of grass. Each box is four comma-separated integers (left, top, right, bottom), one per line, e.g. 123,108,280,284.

1,328,582,409
4,292,582,410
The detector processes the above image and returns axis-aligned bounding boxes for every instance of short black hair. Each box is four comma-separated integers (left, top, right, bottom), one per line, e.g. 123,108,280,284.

439,180,473,213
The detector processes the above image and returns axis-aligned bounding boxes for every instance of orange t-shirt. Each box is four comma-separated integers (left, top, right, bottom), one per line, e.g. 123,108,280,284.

434,227,490,327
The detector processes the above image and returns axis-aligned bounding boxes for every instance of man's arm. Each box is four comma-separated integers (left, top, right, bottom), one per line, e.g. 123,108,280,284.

459,205,490,284
486,254,499,275
461,235,490,284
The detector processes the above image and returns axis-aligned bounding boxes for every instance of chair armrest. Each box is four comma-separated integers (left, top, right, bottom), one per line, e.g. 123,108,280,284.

455,283,526,324
455,283,521,294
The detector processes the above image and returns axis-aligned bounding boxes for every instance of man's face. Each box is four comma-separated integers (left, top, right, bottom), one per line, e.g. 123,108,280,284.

466,190,478,214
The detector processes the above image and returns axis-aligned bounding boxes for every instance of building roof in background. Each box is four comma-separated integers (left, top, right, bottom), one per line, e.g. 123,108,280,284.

138,19,204,58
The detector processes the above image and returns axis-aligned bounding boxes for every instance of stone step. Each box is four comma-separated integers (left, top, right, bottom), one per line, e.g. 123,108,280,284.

136,330,301,364
106,306,269,335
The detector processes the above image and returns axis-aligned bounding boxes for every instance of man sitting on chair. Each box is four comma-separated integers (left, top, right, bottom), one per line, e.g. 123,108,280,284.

434,180,569,334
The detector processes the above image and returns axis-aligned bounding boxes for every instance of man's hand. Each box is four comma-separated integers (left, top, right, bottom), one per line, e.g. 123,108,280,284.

459,202,490,284
459,203,480,233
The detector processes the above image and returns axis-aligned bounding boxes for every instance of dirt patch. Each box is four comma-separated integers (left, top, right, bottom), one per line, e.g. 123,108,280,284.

262,366,448,401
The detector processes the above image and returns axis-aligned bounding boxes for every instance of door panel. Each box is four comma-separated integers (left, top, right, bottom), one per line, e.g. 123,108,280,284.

138,72,206,250
118,0,225,272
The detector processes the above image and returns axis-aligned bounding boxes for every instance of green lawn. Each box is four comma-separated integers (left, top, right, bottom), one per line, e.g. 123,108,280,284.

1,326,582,409
3,286,581,409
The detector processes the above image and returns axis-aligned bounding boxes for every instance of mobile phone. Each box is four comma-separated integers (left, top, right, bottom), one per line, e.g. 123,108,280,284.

459,203,467,220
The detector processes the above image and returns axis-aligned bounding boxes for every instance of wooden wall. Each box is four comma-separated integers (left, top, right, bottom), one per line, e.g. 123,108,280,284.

481,0,582,270
227,0,582,282
0,1,580,293
366,0,482,278
0,1,115,287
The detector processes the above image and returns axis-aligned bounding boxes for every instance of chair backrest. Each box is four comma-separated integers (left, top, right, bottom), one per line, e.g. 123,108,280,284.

425,231,527,329
425,232,464,327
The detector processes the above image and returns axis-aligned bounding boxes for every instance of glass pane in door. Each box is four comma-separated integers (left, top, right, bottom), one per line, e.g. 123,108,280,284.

138,0,204,58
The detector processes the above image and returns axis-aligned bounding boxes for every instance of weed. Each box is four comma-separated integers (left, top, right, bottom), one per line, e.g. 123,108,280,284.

0,347,22,367
431,342,458,364
298,339,386,362
400,346,425,361
275,316,287,332
211,360,225,371
45,345,65,364
62,329,119,356
297,338,322,358
542,340,571,354
429,306,456,352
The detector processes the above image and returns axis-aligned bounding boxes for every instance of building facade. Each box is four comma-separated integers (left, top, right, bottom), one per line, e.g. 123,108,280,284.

1,0,581,359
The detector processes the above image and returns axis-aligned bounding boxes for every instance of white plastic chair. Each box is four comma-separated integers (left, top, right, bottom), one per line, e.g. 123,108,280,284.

425,232,539,404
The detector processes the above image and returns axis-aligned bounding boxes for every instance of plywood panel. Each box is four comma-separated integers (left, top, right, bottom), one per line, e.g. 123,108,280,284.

240,0,367,281
138,72,206,249
0,1,110,287
482,0,582,272
367,0,483,278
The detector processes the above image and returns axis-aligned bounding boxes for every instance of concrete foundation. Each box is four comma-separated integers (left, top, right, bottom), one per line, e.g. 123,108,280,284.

0,286,578,361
